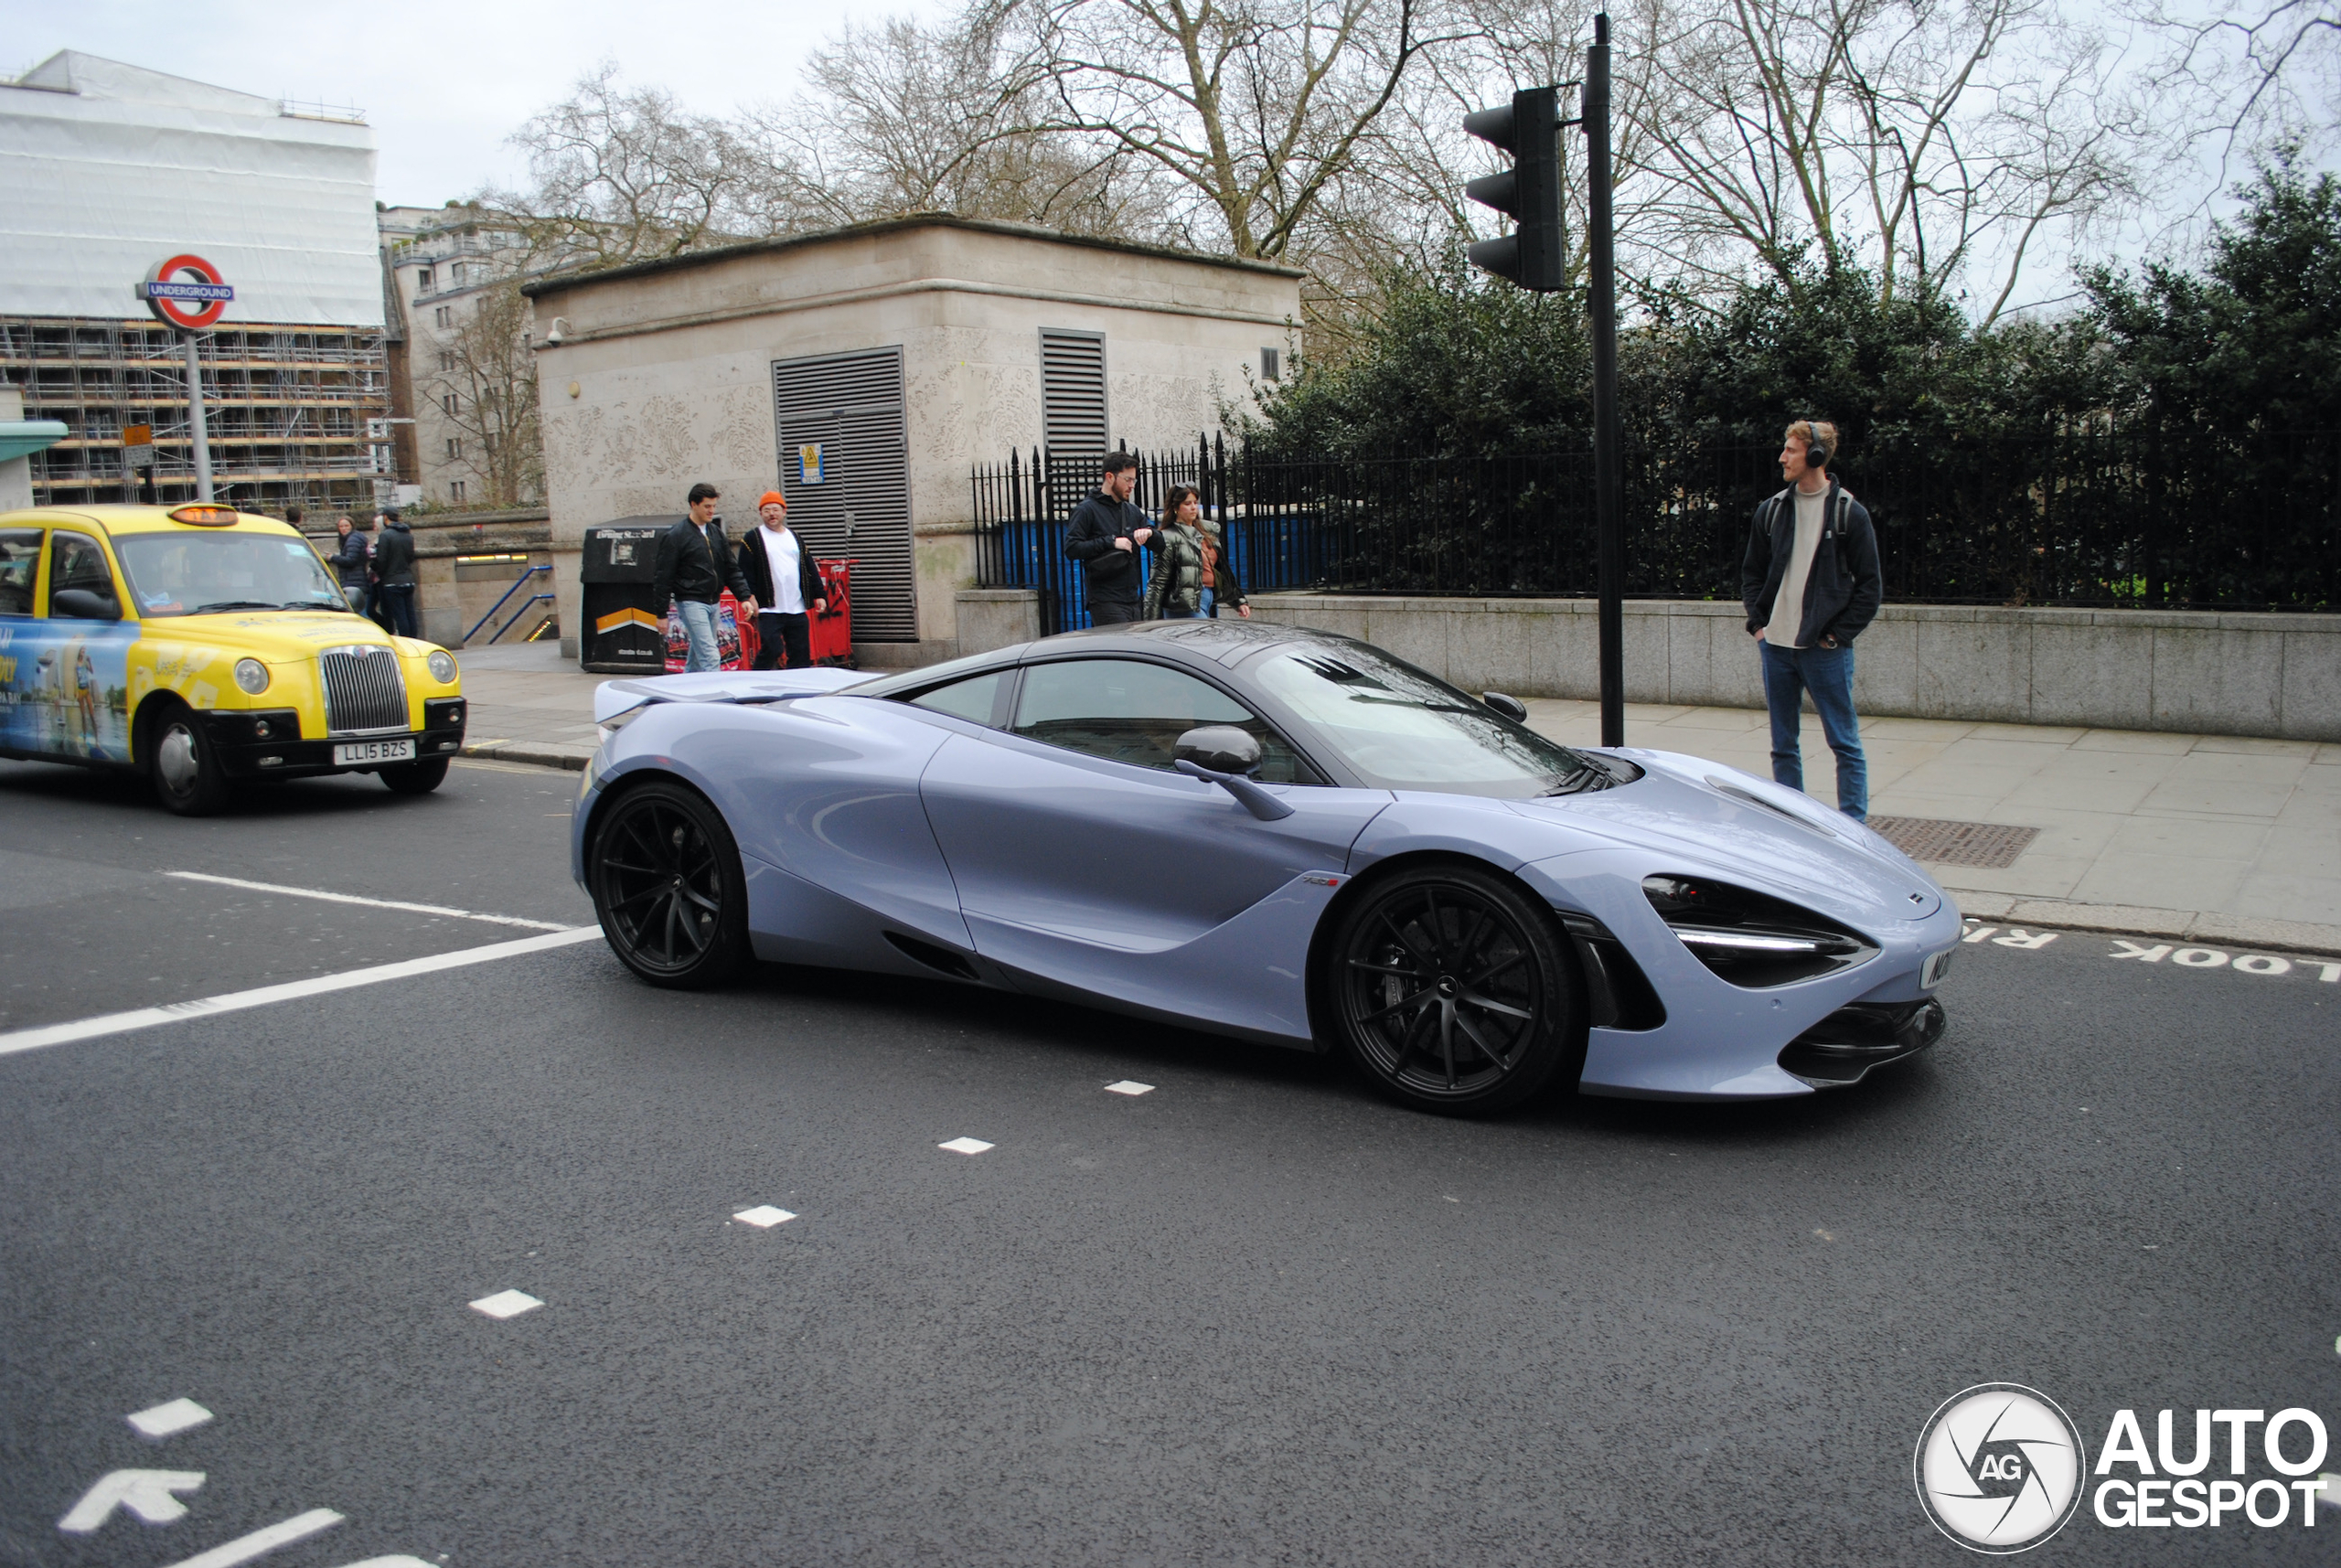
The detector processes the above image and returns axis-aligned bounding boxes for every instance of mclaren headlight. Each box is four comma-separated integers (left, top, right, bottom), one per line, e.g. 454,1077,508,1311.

1643,874,1876,987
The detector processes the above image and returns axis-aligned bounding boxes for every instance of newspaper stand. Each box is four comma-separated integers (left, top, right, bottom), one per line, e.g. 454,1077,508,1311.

578,517,675,673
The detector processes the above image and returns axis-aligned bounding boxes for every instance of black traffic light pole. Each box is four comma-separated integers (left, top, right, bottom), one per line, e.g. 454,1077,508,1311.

1464,14,1625,747
1586,12,1624,747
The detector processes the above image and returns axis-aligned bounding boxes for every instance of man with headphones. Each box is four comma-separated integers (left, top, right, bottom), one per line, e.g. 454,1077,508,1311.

1740,419,1883,821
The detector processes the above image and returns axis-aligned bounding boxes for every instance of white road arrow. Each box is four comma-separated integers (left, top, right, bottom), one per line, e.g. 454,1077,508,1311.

57,1468,206,1532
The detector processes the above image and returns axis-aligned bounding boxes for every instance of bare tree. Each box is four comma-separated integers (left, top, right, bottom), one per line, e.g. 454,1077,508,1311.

1002,0,1479,259
1626,0,2150,318
2128,0,2338,172
489,65,764,265
426,279,542,510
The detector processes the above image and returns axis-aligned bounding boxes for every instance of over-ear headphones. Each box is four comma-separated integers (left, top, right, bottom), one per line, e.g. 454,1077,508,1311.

1801,421,1831,471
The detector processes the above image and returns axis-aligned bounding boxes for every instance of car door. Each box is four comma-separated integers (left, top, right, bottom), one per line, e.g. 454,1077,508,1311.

917,655,1390,1041
0,527,45,756
9,527,137,763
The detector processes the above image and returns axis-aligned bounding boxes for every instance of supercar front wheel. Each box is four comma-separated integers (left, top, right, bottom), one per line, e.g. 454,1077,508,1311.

1325,864,1586,1115
587,780,751,988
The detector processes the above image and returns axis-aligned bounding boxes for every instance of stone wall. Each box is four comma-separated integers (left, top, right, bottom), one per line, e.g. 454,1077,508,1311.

307,507,560,650
1245,595,2341,742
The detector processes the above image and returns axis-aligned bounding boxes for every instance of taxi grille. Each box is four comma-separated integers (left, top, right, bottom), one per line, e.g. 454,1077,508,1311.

319,646,409,735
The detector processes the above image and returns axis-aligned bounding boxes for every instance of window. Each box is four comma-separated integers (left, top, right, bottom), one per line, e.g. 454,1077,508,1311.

446,437,462,460
443,392,458,415
439,351,454,372
112,533,342,618
1252,645,1595,798
907,670,1010,727
1261,347,1281,381
450,480,466,504
1010,657,1313,783
452,261,467,285
0,528,40,614
416,267,434,293
46,531,119,614
434,306,453,329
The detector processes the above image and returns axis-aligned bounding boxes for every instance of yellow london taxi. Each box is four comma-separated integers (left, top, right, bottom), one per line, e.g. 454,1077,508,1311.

0,503,465,815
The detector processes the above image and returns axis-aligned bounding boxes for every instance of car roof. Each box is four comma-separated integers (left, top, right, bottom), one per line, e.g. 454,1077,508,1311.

1015,616,1359,667
0,505,305,540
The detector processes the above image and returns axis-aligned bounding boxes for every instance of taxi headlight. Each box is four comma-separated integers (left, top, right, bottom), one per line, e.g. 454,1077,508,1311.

427,650,458,684
233,658,270,695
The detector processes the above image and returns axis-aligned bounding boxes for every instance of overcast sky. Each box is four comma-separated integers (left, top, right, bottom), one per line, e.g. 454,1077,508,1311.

0,0,947,207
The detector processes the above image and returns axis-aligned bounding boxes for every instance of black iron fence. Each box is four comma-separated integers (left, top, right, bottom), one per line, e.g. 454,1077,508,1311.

972,430,2340,635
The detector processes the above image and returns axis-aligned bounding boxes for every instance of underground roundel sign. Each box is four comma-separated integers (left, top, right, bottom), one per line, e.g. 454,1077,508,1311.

139,254,234,330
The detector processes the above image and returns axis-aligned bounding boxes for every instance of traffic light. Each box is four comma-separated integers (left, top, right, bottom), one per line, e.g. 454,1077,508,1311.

1463,86,1566,291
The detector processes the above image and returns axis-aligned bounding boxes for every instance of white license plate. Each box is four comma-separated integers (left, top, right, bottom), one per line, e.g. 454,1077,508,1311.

334,737,415,765
1919,947,1956,988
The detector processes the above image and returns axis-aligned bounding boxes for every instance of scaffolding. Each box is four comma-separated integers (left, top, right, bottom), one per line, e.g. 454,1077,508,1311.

0,315,389,512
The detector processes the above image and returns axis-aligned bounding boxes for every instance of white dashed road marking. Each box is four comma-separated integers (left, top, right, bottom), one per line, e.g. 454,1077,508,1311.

164,871,572,932
1104,1081,1155,1096
733,1206,796,1227
157,1508,343,1568
0,926,604,1057
468,1290,542,1319
939,1137,994,1156
127,1398,214,1438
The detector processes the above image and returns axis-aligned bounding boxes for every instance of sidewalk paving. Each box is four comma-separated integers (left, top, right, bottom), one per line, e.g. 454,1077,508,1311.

456,641,2341,955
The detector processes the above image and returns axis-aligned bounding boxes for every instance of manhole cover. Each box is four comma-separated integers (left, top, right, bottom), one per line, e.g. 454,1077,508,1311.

1869,816,2040,869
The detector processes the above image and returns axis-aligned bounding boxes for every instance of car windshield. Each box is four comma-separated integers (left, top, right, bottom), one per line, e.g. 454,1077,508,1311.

1252,644,1598,798
114,532,349,618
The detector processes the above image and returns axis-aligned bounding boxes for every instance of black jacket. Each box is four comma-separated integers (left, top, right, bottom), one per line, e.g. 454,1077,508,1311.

329,528,370,587
1739,481,1882,645
736,524,822,613
652,516,751,607
1143,520,1245,619
371,521,418,587
1063,491,1149,603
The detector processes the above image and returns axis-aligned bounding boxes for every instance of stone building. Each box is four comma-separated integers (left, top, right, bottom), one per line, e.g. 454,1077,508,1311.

524,215,1303,667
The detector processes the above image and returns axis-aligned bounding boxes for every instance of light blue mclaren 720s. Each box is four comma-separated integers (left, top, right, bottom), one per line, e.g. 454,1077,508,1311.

571,619,1962,1115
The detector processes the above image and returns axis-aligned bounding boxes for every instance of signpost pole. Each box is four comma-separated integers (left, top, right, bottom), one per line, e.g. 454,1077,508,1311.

182,332,214,503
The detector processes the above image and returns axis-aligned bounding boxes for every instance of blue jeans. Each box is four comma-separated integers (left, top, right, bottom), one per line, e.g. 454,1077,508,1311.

1759,639,1868,821
1180,586,1217,619
675,597,722,672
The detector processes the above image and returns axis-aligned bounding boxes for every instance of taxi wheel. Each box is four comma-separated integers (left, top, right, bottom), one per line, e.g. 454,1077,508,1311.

588,780,749,989
380,757,450,795
147,703,231,816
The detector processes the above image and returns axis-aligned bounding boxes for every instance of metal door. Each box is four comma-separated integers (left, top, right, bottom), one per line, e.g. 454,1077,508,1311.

773,347,914,641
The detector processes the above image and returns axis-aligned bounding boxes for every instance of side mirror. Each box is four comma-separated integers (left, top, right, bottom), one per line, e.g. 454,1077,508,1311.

51,588,120,621
1482,690,1528,723
1172,724,1292,822
1174,724,1261,777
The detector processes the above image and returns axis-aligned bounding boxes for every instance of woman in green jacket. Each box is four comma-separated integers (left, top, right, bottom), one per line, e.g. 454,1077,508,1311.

1143,485,1250,621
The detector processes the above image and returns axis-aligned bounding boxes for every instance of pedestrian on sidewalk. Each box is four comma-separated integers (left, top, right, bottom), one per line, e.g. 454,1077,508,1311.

653,484,757,673
1741,419,1882,821
1144,485,1250,622
371,507,421,639
741,491,826,669
329,514,371,616
1063,452,1152,626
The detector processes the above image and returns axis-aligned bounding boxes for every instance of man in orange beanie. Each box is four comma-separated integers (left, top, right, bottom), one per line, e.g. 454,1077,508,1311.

738,490,827,669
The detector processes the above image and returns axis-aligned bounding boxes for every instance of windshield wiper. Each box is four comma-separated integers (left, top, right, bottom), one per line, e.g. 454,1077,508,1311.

190,600,283,613
1539,766,1603,796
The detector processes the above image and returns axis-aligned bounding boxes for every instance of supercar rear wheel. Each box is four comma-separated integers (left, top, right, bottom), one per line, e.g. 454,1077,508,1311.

588,781,750,988
1326,865,1585,1115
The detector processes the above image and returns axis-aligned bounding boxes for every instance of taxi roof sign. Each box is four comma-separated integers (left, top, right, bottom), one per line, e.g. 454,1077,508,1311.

169,504,240,527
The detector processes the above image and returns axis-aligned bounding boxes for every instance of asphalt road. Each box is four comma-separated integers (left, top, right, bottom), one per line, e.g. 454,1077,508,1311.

0,755,2335,1565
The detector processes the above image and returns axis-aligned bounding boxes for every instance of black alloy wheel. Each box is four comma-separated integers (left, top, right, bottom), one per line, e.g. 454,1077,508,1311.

379,756,450,795
146,700,231,816
1326,864,1585,1115
588,780,750,988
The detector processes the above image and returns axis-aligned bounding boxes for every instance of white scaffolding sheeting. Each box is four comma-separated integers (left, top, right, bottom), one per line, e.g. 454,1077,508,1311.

0,52,382,327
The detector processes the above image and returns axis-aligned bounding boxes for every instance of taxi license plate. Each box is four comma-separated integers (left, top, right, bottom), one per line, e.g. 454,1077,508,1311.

334,738,415,765
1919,947,1955,988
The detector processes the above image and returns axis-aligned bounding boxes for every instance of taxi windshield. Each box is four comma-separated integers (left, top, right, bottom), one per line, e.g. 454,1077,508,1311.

114,532,348,618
